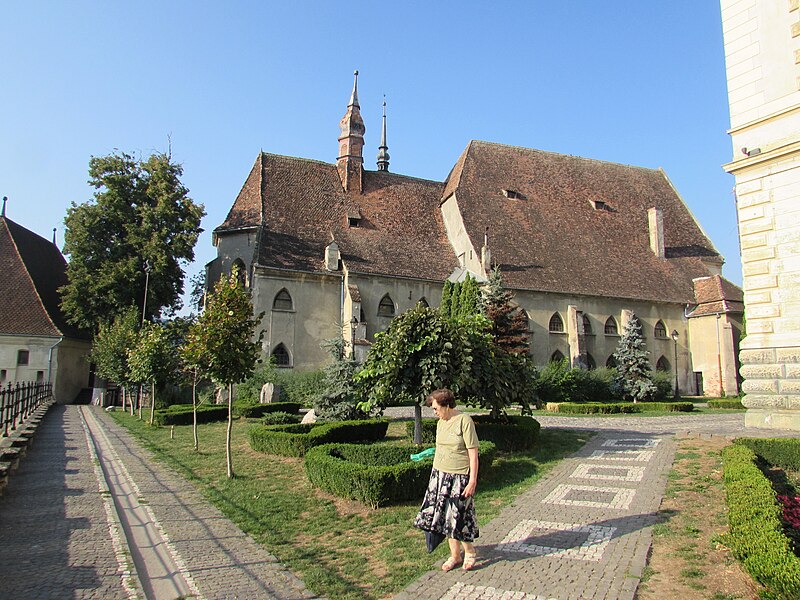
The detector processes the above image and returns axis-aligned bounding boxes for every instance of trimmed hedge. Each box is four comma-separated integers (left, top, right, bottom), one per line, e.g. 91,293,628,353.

153,404,229,426
248,419,389,457
734,438,800,471
404,415,540,451
305,440,497,508
261,412,301,425
708,399,746,410
554,401,694,414
235,402,302,418
721,443,800,599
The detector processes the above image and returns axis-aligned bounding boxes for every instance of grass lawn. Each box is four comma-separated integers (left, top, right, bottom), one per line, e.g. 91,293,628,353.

111,412,589,600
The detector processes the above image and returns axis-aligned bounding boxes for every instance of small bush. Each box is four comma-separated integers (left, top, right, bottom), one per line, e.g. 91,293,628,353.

248,419,389,457
721,444,800,599
708,399,746,410
651,371,674,402
638,401,694,412
275,370,326,406
404,415,540,452
234,402,302,418
153,404,229,426
734,438,800,471
305,441,497,508
260,412,301,425
557,402,641,415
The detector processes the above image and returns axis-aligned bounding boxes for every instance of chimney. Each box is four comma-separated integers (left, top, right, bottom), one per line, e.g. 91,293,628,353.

325,241,341,271
481,227,491,273
648,207,665,258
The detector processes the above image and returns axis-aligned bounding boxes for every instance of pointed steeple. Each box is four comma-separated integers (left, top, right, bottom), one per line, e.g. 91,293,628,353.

1,196,6,217
337,70,365,193
52,228,57,245
377,96,390,172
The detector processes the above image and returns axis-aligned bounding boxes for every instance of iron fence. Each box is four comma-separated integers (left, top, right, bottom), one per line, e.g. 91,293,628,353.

0,382,53,437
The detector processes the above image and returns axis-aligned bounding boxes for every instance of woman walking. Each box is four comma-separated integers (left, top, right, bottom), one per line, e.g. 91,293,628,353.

413,388,480,571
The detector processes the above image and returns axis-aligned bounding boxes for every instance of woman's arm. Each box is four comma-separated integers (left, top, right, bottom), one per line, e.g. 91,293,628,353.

464,446,479,497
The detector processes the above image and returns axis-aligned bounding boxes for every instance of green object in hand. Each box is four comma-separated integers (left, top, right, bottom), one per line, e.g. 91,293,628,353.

410,448,436,461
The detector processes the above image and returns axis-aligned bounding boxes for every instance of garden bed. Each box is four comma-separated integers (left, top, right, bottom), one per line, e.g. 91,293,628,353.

248,419,389,457
305,440,497,508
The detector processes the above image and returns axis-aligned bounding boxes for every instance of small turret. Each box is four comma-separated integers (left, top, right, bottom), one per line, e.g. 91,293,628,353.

337,70,365,193
377,96,390,172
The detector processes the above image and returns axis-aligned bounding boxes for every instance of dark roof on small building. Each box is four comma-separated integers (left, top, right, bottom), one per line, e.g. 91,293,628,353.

0,216,88,338
445,141,723,303
688,274,744,316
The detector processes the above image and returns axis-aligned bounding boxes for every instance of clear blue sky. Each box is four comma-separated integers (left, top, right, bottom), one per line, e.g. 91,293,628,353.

1,2,739,311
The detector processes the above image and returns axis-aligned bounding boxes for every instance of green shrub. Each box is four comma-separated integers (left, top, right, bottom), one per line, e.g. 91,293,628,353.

260,412,301,425
651,371,674,402
153,404,229,426
305,441,497,508
234,402,302,418
734,438,800,471
404,415,540,452
721,444,800,599
638,401,694,412
557,402,641,414
248,419,389,457
275,370,326,406
708,399,746,410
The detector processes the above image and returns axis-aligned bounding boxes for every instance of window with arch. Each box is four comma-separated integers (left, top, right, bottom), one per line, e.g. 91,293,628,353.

582,314,593,335
271,344,291,367
654,320,668,339
377,294,395,317
656,356,671,372
272,289,293,311
606,355,618,368
231,258,247,287
550,350,565,363
418,297,430,308
604,316,618,335
549,313,564,333
585,353,596,370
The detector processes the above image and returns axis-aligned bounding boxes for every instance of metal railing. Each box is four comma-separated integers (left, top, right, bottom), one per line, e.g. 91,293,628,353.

0,382,53,437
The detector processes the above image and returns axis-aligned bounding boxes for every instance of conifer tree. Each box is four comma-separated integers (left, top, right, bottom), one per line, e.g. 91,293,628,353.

481,267,530,355
612,315,657,403
440,280,453,315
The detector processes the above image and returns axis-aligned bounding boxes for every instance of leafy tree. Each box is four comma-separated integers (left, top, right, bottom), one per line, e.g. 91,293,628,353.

61,151,205,330
90,307,140,413
355,305,467,444
187,268,262,478
313,338,367,421
440,280,454,314
612,316,657,403
127,322,179,425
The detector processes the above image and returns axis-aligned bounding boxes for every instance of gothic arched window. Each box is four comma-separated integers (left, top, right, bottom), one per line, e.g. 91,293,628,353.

604,316,618,335
418,297,430,308
606,354,618,368
582,314,593,335
272,289,293,311
654,320,668,339
656,356,671,372
271,344,291,367
586,353,596,370
550,350,565,363
549,313,564,333
231,258,247,287
378,294,395,317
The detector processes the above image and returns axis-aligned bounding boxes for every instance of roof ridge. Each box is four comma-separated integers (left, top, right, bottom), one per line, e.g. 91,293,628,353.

469,140,664,174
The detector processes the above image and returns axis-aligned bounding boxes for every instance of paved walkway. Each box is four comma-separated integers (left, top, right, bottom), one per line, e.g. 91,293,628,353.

0,405,796,600
0,405,316,600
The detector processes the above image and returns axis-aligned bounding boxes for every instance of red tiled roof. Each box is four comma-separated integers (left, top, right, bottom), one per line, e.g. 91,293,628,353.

689,274,744,316
239,153,457,281
0,217,88,338
449,141,722,303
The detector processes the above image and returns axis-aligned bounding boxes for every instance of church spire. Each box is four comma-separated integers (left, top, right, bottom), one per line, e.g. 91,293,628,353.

377,96,390,172
337,70,365,193
1,196,6,217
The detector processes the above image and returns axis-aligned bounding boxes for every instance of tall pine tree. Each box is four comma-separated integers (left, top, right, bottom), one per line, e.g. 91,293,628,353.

481,267,530,355
612,315,657,403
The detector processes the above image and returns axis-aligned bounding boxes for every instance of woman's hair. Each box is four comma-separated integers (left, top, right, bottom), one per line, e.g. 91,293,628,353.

426,388,456,408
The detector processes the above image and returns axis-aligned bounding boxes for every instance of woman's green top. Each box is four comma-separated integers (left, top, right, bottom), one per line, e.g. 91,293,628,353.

433,412,478,475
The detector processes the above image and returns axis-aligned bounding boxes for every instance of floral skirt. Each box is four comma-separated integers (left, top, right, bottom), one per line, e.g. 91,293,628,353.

413,468,479,542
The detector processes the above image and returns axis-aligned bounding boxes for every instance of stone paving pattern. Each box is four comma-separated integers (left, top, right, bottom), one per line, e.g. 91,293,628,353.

1,406,797,600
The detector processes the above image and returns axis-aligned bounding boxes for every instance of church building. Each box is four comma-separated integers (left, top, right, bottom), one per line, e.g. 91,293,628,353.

207,72,743,397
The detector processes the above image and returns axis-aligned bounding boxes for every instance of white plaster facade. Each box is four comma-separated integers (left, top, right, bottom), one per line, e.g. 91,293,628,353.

721,0,800,429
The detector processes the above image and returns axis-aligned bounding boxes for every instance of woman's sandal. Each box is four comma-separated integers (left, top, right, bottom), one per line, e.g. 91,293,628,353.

441,556,462,572
462,553,477,571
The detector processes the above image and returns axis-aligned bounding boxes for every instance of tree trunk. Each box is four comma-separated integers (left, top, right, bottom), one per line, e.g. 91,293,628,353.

149,381,156,425
192,370,198,452
226,382,234,478
121,387,126,412
137,384,143,419
413,403,423,445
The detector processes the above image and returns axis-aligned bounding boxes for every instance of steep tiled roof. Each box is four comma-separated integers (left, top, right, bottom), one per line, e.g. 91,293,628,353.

688,274,744,316
215,155,264,233
449,141,722,303
248,153,457,281
0,217,88,338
